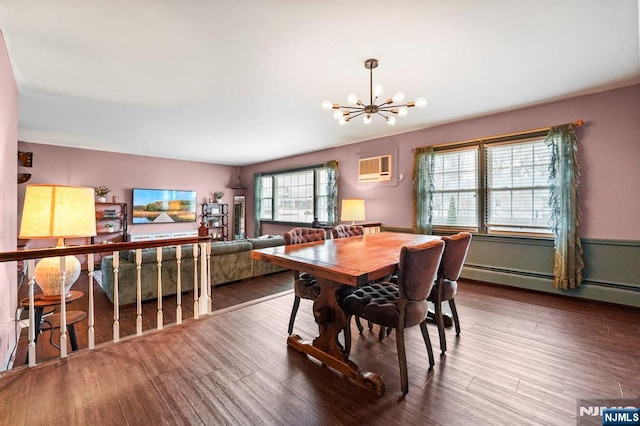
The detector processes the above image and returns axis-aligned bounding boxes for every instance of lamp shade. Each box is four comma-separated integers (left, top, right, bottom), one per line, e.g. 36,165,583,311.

19,184,97,239
340,199,366,223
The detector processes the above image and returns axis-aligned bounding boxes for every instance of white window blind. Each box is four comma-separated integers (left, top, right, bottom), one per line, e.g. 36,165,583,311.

429,133,553,235
486,139,552,233
274,171,314,222
432,148,479,228
259,176,273,220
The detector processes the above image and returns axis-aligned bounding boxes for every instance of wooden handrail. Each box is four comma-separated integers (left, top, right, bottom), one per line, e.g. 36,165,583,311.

0,235,213,263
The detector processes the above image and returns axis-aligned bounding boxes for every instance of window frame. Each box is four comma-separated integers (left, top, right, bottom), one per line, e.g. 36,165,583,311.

430,131,554,237
258,163,332,226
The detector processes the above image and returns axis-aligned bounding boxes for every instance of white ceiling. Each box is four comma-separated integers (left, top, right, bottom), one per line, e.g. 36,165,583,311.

1,1,639,166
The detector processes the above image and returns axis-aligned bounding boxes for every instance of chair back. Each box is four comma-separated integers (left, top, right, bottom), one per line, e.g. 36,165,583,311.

397,239,445,301
439,232,472,281
284,227,326,245
331,225,364,239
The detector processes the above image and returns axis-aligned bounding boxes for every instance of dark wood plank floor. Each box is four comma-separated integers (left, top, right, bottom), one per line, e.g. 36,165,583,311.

13,271,295,363
2,276,639,425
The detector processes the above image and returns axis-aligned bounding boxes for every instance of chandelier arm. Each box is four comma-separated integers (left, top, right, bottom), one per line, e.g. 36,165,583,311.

377,102,412,109
337,105,365,110
348,111,366,119
376,112,390,119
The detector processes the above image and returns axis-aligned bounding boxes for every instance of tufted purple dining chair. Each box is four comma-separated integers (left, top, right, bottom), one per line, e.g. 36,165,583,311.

342,239,445,394
330,224,364,239
428,232,472,354
283,227,326,335
330,224,369,334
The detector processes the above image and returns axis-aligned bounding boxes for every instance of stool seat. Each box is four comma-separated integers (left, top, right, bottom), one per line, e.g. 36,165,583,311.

40,310,87,352
39,311,87,331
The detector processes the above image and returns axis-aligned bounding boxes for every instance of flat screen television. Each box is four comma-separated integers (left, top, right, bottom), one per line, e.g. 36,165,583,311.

132,188,197,224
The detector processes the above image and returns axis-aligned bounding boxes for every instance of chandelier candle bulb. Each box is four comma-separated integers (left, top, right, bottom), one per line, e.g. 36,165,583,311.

322,58,427,125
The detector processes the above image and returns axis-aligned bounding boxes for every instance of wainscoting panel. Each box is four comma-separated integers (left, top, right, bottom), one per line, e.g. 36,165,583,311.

460,235,640,308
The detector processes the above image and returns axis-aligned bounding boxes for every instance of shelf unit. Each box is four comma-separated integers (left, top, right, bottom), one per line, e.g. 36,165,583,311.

93,202,128,244
91,202,128,267
201,203,228,241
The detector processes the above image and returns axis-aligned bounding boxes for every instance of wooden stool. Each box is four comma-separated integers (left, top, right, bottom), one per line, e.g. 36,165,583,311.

39,311,87,351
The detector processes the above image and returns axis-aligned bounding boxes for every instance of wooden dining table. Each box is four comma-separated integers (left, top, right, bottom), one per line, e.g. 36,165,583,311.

250,232,440,396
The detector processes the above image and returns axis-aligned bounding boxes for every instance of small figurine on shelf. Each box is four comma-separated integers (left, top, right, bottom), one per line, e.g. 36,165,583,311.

94,185,110,203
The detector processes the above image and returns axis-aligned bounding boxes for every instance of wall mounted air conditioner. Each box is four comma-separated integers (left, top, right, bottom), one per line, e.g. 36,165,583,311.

358,155,392,182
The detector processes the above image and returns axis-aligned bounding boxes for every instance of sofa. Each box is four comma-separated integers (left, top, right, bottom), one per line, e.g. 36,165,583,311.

98,235,287,305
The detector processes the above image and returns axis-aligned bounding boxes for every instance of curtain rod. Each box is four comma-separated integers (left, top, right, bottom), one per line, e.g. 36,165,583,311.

411,120,584,151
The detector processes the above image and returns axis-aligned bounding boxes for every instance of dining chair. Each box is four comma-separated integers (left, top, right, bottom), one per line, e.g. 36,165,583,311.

330,224,364,239
283,227,326,335
330,225,368,333
428,232,472,354
342,239,445,395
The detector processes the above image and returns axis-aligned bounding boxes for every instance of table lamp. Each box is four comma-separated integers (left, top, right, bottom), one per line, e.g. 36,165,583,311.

19,184,97,299
340,198,366,224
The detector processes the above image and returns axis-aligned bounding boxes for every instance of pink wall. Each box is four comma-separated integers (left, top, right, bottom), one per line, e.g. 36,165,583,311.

244,84,640,241
13,85,640,246
0,30,18,369
16,142,237,241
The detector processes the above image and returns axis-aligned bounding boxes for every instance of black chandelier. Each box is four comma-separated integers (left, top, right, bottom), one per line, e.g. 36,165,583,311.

322,58,427,125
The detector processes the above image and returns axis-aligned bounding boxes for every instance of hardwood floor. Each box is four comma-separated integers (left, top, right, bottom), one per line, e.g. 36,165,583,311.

2,276,639,425
12,271,296,363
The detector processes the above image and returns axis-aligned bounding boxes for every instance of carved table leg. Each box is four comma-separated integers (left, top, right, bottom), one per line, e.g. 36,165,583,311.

287,278,385,396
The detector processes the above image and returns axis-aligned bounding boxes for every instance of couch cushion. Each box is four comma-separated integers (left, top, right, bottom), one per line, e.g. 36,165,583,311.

210,241,253,255
248,235,285,249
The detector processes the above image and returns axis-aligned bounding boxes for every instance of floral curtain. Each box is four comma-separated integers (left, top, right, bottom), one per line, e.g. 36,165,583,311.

546,124,584,289
413,147,435,234
324,160,339,226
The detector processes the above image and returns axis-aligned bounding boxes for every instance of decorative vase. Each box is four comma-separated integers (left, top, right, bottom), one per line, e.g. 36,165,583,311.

97,196,107,203
34,255,81,299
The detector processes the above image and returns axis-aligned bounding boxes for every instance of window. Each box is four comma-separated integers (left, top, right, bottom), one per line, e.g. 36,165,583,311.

258,164,335,224
429,135,553,235
259,176,273,220
432,148,478,228
486,139,552,233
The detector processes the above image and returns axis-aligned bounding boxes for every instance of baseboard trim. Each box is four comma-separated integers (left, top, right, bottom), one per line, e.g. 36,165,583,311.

464,265,640,308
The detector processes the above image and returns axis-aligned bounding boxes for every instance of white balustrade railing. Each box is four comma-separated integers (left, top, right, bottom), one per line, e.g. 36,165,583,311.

0,236,213,368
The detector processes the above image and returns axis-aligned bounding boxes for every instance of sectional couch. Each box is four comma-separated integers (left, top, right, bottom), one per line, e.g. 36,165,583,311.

98,235,287,305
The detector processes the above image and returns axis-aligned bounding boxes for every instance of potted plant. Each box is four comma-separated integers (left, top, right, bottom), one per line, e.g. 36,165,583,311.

213,191,224,203
94,186,111,203
105,223,115,233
